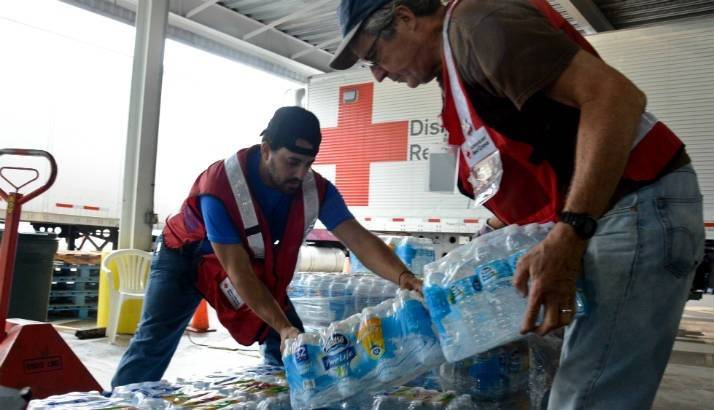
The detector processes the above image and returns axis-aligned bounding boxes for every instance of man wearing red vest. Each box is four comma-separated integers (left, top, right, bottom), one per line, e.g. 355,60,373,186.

331,0,704,409
111,106,421,388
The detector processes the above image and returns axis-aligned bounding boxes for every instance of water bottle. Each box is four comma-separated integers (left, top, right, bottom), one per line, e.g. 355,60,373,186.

343,275,361,318
473,236,520,350
395,237,417,272
423,259,456,353
328,275,348,322
353,277,371,314
380,281,398,302
504,225,538,272
355,306,389,382
322,317,360,398
513,224,590,320
284,333,322,407
449,243,497,361
412,238,436,276
395,290,443,368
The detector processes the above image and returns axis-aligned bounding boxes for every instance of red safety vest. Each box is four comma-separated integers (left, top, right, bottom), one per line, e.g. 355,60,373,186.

163,145,326,345
441,0,684,224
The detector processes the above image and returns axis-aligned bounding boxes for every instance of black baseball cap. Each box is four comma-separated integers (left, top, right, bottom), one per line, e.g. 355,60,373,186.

330,0,392,70
260,106,322,157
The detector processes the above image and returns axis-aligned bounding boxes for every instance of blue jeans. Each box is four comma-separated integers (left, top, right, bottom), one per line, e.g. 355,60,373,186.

111,238,303,388
547,165,705,410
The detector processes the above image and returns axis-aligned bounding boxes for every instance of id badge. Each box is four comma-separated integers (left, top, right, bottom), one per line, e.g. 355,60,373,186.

459,126,503,206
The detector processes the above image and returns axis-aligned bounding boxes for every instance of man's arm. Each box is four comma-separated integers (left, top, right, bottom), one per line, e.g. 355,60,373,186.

212,243,299,347
546,49,646,217
331,219,422,292
514,49,646,335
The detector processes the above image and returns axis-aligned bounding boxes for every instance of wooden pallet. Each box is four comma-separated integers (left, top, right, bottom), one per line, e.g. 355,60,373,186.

54,251,102,266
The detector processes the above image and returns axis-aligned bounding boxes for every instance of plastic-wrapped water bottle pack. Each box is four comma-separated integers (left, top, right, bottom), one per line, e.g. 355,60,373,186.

350,236,436,276
437,340,529,407
283,290,445,410
288,272,398,330
371,386,475,410
423,223,588,363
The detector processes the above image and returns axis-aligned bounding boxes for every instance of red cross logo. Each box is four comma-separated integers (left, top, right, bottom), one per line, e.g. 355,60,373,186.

316,83,408,206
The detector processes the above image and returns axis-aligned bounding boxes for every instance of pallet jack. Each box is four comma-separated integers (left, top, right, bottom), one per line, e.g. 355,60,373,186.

0,148,102,399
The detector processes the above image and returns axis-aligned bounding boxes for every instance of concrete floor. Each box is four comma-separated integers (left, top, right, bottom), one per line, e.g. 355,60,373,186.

652,296,714,410
55,308,263,390
55,296,714,409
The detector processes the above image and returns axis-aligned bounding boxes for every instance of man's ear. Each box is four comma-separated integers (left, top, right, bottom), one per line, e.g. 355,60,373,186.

260,142,271,161
394,5,418,31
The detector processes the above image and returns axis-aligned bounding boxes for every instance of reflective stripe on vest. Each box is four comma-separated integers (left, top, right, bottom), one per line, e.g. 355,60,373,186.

302,170,319,240
222,154,320,259
442,3,498,166
223,153,265,258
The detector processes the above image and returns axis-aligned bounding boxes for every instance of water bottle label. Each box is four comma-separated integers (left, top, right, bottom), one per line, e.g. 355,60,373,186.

295,345,310,366
357,317,385,360
321,334,356,373
447,274,482,304
476,260,513,290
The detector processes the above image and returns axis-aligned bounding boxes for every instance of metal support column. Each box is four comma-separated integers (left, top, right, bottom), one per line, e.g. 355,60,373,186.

119,0,169,251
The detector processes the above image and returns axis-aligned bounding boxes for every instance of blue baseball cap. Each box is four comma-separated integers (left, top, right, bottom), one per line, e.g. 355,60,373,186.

330,0,392,70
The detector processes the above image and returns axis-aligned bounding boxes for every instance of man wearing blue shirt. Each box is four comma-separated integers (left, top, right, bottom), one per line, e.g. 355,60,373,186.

112,107,422,387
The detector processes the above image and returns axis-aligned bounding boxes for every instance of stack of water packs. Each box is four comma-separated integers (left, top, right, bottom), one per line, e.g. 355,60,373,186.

283,290,444,409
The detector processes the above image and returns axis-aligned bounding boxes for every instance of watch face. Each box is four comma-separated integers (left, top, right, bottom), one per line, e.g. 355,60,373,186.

581,218,597,237
561,212,598,239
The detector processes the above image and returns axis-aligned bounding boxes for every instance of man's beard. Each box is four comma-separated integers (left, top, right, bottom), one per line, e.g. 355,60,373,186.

280,178,302,194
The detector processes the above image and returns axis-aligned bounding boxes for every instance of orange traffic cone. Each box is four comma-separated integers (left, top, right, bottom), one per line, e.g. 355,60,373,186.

187,299,215,333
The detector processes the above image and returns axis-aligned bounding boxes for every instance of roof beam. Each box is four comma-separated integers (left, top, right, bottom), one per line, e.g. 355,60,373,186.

292,37,340,59
554,0,614,34
243,0,333,41
185,0,220,19
58,0,329,80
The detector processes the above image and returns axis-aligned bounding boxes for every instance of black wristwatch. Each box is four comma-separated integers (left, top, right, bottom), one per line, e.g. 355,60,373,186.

558,212,598,240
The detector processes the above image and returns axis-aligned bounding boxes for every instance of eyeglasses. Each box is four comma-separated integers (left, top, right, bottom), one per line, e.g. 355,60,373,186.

360,28,384,68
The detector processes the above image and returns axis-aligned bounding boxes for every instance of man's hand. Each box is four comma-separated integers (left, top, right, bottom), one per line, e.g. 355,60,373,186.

513,223,587,336
332,220,415,290
399,272,423,294
279,326,301,354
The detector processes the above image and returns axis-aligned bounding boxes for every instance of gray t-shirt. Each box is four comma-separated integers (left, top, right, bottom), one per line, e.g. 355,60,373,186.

447,0,580,109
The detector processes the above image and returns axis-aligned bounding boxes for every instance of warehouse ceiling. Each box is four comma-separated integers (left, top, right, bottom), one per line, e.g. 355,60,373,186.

61,0,714,82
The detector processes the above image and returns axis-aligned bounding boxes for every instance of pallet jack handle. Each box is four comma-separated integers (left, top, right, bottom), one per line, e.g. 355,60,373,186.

0,148,57,203
0,149,58,340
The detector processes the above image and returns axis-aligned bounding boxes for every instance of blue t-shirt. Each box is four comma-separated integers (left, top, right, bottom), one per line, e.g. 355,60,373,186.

198,150,353,254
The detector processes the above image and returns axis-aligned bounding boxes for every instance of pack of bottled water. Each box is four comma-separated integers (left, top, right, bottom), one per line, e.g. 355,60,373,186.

283,290,445,409
288,272,398,330
437,340,529,405
350,236,436,275
395,236,437,275
423,223,588,362
371,386,475,410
